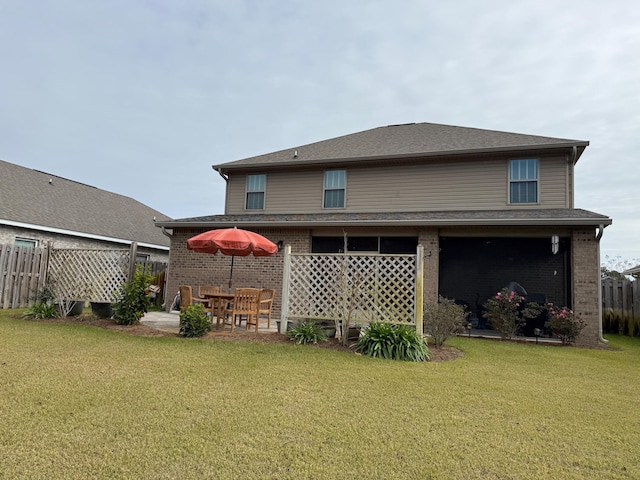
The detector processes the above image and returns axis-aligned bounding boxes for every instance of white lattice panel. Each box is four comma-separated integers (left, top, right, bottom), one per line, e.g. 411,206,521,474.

287,253,416,324
48,249,129,302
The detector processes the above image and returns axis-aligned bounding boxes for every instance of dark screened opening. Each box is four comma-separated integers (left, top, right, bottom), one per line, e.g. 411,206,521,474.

438,237,571,317
311,236,418,254
380,236,418,254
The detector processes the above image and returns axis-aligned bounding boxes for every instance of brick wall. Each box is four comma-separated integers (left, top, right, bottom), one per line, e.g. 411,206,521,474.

165,228,311,318
572,227,601,347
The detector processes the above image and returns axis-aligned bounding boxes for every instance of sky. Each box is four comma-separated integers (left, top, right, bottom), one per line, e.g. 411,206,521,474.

1,0,638,264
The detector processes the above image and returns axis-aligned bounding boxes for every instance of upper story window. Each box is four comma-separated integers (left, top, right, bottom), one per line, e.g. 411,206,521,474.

15,237,38,248
323,170,345,208
246,174,266,210
509,159,538,204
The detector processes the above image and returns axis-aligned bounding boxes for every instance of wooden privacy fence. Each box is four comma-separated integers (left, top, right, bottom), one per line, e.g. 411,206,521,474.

0,244,49,309
601,278,640,336
1,242,168,309
280,246,424,333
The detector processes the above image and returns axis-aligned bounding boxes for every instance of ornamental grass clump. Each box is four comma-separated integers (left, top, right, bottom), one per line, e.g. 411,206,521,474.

546,303,586,345
355,322,430,361
483,288,543,339
24,302,58,319
287,320,328,345
179,304,211,338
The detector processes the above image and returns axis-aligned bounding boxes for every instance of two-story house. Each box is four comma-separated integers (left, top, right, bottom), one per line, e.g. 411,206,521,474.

157,122,611,346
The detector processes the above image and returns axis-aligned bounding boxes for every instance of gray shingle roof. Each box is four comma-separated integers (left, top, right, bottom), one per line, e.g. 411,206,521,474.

0,159,172,248
156,208,611,228
214,122,589,170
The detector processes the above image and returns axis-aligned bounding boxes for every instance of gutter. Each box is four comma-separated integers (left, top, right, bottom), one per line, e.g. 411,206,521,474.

596,224,608,344
155,217,612,229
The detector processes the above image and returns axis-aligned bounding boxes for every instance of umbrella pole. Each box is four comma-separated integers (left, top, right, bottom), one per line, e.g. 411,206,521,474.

229,255,234,289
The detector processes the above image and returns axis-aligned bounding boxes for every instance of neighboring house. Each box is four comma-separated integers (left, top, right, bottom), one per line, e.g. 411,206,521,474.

156,122,612,346
621,265,640,278
0,159,171,261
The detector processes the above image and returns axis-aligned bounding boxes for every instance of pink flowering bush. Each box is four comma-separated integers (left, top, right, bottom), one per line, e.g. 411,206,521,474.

545,304,586,345
483,288,543,339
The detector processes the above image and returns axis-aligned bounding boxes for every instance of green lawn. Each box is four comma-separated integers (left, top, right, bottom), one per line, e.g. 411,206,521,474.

1,311,638,479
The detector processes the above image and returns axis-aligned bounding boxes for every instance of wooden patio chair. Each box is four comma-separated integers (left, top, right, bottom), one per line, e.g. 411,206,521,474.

220,288,261,333
178,285,210,313
255,288,275,330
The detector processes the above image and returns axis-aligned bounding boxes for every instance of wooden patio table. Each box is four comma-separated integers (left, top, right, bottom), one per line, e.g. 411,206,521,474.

201,291,236,327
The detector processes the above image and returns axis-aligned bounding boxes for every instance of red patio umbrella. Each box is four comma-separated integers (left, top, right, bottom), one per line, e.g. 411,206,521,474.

186,227,278,288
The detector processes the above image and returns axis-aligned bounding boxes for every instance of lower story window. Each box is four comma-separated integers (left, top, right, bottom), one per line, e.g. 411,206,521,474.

311,236,417,254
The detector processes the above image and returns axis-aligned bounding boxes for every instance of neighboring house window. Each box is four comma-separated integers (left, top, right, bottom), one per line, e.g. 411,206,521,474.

509,159,538,204
136,254,150,262
323,170,346,208
15,238,38,247
246,174,266,210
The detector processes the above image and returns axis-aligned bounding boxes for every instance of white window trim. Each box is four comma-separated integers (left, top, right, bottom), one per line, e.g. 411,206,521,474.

323,170,346,209
508,158,539,205
245,173,266,210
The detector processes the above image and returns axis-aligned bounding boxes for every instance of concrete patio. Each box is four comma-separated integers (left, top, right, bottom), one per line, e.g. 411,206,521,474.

140,310,279,334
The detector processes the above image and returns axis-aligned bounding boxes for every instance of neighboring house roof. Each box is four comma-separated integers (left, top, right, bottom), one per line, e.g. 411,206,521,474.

0,159,172,249
214,122,589,171
622,264,640,276
156,208,612,229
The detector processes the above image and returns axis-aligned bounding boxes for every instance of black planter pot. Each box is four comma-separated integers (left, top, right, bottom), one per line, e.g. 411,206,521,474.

90,302,113,319
68,301,84,316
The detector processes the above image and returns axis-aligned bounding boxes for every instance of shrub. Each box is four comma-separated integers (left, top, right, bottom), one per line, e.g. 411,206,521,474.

179,304,211,338
355,322,430,361
287,320,328,345
113,266,154,325
545,304,586,345
24,302,58,319
483,288,543,339
424,296,468,346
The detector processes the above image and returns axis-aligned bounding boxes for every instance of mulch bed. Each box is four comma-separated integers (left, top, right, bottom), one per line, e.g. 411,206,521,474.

23,313,464,362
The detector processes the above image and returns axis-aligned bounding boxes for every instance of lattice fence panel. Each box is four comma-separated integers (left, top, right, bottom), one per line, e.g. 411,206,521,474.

48,249,130,302
288,253,416,324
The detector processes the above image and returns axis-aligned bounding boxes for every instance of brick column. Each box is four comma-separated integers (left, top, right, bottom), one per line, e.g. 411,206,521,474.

572,228,601,347
419,228,439,306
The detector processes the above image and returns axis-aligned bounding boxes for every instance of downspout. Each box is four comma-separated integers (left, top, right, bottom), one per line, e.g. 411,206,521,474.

216,167,229,182
161,226,173,238
215,167,230,215
596,224,608,344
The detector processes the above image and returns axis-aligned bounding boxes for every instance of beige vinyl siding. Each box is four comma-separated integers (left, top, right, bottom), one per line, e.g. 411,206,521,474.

225,156,568,214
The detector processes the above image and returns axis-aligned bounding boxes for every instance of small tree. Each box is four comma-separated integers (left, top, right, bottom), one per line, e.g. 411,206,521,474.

333,232,366,346
424,296,469,346
112,266,154,325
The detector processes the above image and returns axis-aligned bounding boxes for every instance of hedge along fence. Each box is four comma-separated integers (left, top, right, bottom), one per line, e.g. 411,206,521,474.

602,278,640,336
0,242,167,309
